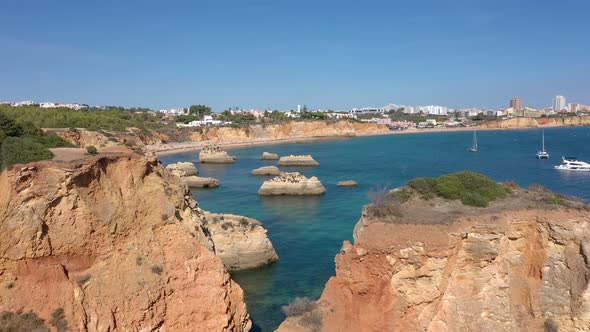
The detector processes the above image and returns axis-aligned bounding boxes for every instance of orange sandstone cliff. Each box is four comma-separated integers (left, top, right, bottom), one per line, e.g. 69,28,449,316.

0,156,250,331
480,115,590,129
190,121,389,143
278,182,590,332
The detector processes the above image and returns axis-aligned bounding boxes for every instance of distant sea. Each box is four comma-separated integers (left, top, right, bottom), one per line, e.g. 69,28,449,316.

159,126,590,331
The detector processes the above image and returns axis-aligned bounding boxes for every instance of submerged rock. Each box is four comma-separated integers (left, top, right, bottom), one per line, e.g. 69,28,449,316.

204,212,278,271
337,180,358,187
251,166,281,176
278,155,319,166
198,145,236,163
184,176,220,188
258,172,326,195
166,161,198,177
261,152,279,160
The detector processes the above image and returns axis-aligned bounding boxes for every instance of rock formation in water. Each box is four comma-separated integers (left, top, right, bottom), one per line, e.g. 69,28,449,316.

252,166,281,176
166,161,199,176
166,162,218,188
261,152,280,160
337,180,358,187
278,155,319,166
204,212,279,271
198,145,237,163
278,173,590,332
0,155,251,331
259,172,326,196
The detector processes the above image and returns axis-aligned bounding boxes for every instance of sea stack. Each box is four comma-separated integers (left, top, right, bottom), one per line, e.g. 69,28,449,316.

166,161,198,176
278,155,319,166
251,166,281,176
166,162,219,188
198,145,237,163
337,180,358,187
204,212,279,271
258,172,326,195
261,152,280,160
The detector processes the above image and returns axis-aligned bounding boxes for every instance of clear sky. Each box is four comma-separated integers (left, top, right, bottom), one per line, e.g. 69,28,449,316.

1,0,588,111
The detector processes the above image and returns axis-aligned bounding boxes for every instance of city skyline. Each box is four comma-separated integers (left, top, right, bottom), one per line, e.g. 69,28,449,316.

1,1,589,111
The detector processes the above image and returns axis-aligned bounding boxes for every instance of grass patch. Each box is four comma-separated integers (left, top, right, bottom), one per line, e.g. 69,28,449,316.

408,171,511,207
543,195,568,206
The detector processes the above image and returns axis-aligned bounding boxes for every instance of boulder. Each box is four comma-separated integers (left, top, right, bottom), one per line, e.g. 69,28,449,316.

251,166,281,176
337,180,358,187
204,213,279,271
258,172,326,195
183,176,220,188
261,152,279,160
198,145,237,164
278,155,319,166
166,162,198,177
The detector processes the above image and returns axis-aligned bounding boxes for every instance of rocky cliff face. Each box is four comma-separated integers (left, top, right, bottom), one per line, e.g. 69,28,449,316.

480,115,590,129
48,128,164,148
278,184,590,332
0,155,250,331
190,121,389,143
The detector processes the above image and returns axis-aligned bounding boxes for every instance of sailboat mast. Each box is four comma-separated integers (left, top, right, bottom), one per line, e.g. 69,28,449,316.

542,130,545,152
474,131,477,148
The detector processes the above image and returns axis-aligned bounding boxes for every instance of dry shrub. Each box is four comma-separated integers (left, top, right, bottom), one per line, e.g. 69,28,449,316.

282,297,316,317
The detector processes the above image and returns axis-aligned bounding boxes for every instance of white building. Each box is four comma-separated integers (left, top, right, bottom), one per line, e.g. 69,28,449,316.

553,95,566,112
40,102,57,108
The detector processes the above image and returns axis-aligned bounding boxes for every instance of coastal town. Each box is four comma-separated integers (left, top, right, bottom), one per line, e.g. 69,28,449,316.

2,94,589,131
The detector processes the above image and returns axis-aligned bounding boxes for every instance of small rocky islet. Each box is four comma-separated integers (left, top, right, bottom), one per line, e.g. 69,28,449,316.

198,145,237,163
166,161,219,188
258,172,326,195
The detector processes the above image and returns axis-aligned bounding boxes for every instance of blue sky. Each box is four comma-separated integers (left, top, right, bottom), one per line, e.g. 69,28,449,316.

1,0,588,111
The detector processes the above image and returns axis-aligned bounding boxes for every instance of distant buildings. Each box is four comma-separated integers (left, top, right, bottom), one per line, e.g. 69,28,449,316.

176,115,232,127
553,95,566,112
509,97,522,111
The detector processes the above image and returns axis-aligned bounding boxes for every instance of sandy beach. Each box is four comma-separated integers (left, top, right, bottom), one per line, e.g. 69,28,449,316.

149,122,589,156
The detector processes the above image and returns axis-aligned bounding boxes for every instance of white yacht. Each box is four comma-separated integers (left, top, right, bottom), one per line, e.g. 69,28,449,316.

536,129,549,159
554,157,590,171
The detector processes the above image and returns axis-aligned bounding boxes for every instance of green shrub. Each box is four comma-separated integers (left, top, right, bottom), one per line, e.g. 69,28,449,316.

1,137,54,169
86,146,98,155
408,177,438,199
409,172,510,207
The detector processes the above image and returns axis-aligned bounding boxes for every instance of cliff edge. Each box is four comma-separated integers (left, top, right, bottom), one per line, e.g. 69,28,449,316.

0,155,251,331
278,172,590,332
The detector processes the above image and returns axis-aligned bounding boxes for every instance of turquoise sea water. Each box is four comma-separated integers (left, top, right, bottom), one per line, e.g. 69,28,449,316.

159,127,590,331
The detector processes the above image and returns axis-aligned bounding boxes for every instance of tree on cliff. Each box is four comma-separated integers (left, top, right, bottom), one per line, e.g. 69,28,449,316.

189,105,213,119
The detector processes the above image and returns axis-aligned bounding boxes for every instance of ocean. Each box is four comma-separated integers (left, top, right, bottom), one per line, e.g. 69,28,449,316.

159,126,590,331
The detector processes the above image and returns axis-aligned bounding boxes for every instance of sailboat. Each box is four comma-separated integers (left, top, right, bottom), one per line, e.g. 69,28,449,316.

536,130,549,159
468,130,478,152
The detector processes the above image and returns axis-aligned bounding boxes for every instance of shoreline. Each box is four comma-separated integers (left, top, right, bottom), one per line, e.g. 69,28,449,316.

149,123,589,156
